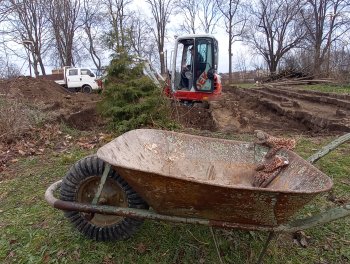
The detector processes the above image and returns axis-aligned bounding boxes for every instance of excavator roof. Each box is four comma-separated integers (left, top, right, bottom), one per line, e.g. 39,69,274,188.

176,34,217,40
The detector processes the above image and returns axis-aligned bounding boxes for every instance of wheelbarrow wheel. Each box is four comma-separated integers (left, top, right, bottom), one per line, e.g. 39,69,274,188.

60,155,148,241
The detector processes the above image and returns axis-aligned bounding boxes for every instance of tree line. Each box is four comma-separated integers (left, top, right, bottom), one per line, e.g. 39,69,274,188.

0,0,349,80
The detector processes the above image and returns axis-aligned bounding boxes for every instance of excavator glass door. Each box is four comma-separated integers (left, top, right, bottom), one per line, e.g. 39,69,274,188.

194,38,214,91
172,36,218,93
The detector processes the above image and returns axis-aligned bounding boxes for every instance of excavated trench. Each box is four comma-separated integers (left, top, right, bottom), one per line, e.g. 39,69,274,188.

209,86,350,135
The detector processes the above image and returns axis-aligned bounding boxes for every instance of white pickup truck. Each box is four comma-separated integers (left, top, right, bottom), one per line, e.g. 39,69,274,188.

48,66,101,93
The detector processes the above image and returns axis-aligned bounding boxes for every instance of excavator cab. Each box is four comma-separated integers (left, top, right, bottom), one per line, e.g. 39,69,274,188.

166,35,221,103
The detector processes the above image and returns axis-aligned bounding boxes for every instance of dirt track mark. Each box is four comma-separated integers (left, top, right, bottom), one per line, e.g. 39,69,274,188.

263,86,350,110
210,90,310,135
236,87,350,132
267,85,350,100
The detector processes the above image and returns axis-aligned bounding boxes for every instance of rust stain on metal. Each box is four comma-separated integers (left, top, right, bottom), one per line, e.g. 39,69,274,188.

96,129,333,226
46,179,349,232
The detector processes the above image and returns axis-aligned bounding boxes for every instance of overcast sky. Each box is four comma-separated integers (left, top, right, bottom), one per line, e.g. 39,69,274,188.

131,0,257,73
1,0,262,76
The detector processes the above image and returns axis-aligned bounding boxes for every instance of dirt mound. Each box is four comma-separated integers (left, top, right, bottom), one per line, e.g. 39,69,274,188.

0,77,102,131
171,104,216,131
0,76,69,100
210,88,311,135
0,76,98,104
169,88,312,135
65,107,106,131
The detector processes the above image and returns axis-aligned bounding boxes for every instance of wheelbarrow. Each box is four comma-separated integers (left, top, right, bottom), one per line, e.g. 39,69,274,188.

45,129,350,263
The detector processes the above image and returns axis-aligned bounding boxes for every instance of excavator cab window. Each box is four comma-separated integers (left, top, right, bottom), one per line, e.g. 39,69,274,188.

172,36,217,92
174,42,184,90
194,38,214,91
174,40,194,90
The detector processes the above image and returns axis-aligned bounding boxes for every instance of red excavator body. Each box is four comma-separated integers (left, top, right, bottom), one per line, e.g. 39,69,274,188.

163,35,222,104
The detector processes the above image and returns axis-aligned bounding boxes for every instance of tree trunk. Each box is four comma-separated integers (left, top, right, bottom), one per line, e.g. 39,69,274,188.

33,59,40,77
313,47,321,77
269,59,278,75
66,46,73,66
38,56,46,75
160,49,165,74
228,30,232,84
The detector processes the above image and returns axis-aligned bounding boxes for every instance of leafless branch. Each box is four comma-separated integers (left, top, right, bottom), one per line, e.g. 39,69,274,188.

244,0,305,74
146,0,175,74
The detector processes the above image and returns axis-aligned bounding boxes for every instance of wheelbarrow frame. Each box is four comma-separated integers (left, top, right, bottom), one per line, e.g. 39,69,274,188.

45,132,350,263
45,179,350,232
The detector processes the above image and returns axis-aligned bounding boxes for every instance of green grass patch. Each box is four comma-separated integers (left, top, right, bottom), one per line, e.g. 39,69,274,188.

59,122,82,138
300,84,350,94
0,134,349,263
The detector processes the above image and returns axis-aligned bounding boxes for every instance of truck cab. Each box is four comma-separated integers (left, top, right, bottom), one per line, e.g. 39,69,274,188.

64,67,100,93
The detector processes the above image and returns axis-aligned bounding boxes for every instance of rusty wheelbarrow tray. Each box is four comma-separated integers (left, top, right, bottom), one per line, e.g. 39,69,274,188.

100,129,334,227
45,129,350,261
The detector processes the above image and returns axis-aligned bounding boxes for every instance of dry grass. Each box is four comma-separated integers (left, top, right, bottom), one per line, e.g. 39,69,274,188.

0,134,349,263
0,98,47,142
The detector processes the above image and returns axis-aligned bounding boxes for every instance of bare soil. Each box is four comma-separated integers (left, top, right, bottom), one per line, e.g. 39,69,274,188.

170,104,216,131
0,76,104,131
0,77,348,176
203,85,349,136
0,77,107,176
2,77,346,136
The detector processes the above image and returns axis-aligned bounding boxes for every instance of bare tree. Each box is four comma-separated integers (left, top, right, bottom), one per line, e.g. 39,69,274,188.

234,51,248,73
199,0,221,33
103,0,132,53
174,0,221,34
48,0,82,67
0,56,21,78
331,42,350,80
128,11,157,62
175,0,199,34
146,0,175,74
81,0,104,70
300,0,350,77
244,0,304,75
0,0,10,24
217,0,246,82
5,0,51,76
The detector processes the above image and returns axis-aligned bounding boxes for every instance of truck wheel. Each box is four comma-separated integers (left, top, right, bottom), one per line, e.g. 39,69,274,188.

60,155,148,241
82,85,92,93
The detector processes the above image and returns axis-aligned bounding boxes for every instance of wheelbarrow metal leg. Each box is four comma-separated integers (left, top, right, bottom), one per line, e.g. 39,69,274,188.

92,163,111,205
256,231,275,264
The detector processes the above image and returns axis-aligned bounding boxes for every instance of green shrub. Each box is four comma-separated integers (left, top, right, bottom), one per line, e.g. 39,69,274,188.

98,53,176,133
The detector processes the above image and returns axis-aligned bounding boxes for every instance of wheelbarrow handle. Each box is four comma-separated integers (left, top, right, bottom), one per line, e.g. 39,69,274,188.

280,204,350,232
259,133,350,264
282,132,350,232
307,132,350,164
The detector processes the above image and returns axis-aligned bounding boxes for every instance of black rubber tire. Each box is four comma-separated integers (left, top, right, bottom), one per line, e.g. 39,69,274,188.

82,85,92,93
60,155,148,241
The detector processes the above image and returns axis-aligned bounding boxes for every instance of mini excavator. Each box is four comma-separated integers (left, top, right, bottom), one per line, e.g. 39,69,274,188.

163,35,222,106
